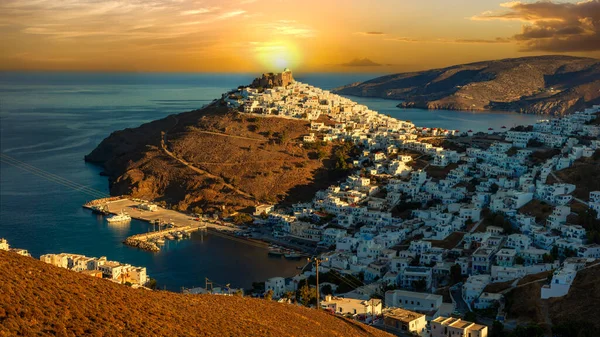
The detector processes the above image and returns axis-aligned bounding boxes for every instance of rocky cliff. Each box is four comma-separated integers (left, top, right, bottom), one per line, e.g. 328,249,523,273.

334,55,600,115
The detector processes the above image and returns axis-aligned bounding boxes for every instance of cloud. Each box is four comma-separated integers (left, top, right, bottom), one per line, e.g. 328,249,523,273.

452,37,512,44
472,0,600,52
357,31,385,36
384,37,419,43
216,10,246,19
385,36,510,44
259,20,315,38
339,58,383,67
180,8,214,16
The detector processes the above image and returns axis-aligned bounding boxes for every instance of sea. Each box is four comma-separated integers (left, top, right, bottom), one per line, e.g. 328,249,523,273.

0,72,542,291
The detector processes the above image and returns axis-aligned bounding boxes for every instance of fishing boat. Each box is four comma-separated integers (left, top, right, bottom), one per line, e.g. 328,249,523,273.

284,252,303,259
107,211,131,223
174,232,184,240
165,234,176,241
91,204,109,215
156,238,165,245
268,248,284,257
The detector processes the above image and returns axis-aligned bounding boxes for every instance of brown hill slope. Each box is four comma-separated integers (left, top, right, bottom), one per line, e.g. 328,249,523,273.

334,55,600,115
0,251,391,337
549,264,600,331
85,103,348,212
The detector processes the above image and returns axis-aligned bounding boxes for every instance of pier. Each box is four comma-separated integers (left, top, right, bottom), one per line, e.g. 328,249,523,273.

123,225,207,252
84,197,238,252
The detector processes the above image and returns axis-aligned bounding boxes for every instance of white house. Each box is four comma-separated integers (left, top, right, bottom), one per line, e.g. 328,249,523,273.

265,276,286,298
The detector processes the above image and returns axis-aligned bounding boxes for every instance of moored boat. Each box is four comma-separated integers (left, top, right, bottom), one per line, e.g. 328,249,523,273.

268,249,284,257
107,210,131,223
284,252,303,259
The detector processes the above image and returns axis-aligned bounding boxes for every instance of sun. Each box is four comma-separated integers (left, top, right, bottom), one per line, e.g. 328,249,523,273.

253,41,301,72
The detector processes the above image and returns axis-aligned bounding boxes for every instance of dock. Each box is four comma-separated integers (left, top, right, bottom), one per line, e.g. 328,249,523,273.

84,197,239,252
123,225,207,252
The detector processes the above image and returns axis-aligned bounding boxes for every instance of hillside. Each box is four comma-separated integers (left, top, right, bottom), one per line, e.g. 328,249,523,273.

549,264,600,333
85,102,348,213
502,264,600,336
334,55,600,115
0,251,391,337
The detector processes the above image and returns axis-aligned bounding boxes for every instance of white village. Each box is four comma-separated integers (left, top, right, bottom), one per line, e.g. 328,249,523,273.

223,69,600,336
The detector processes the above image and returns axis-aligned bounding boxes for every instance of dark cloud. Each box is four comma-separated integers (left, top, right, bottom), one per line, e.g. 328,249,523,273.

474,0,600,52
453,37,511,44
364,31,384,35
339,58,383,67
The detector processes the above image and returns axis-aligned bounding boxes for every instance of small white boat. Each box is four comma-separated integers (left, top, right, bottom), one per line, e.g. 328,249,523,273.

268,249,284,257
284,252,303,259
107,211,131,223
156,238,165,245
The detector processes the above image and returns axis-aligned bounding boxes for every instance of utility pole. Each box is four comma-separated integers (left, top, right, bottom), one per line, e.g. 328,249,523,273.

205,277,213,294
307,256,328,310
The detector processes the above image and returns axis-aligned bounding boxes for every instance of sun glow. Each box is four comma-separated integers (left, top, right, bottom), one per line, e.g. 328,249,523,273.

253,41,301,72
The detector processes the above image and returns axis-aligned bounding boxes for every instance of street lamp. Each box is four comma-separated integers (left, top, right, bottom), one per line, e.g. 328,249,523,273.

307,256,328,310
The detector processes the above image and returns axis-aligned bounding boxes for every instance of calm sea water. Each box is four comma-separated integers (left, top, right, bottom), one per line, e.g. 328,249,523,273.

0,72,540,290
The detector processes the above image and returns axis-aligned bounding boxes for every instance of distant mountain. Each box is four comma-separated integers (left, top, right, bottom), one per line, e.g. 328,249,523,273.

334,55,600,115
0,250,392,337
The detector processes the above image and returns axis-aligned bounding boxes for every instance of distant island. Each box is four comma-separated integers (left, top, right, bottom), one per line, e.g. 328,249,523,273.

333,55,600,115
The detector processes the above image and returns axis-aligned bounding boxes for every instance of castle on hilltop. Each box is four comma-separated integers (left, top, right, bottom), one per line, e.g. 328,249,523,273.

251,68,294,89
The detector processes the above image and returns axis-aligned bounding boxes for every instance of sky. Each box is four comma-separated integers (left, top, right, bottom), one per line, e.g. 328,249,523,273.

0,0,599,73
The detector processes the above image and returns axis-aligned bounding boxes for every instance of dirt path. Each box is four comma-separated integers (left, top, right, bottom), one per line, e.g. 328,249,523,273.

161,115,257,202
194,130,266,142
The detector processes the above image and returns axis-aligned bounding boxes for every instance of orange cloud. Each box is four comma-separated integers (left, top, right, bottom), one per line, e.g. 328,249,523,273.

473,0,600,51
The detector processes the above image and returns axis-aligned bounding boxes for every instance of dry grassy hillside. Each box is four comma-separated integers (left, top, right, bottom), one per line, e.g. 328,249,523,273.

335,55,600,115
549,264,600,331
0,251,391,337
86,103,349,212
547,154,600,200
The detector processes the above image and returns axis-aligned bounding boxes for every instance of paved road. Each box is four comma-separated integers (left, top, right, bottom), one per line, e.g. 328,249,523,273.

450,285,470,314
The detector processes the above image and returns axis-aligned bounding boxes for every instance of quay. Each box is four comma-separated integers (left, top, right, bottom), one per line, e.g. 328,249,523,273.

84,197,239,252
123,225,207,252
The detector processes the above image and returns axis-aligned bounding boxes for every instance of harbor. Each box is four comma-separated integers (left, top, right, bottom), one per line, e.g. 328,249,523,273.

83,197,238,252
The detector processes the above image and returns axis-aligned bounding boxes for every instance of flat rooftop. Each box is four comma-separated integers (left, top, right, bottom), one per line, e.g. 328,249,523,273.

384,308,424,323
387,290,442,301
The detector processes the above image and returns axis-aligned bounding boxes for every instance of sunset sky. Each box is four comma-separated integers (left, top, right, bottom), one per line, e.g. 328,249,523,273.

1,0,599,73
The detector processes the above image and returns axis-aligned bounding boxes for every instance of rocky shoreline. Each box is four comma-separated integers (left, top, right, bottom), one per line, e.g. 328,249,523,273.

334,55,600,116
